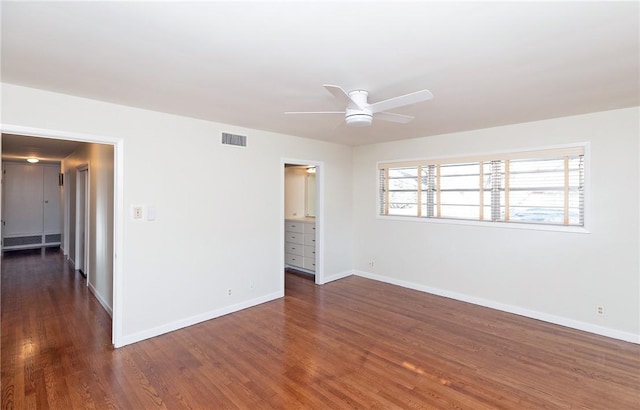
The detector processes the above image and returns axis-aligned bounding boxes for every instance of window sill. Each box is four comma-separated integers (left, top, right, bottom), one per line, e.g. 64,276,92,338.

377,215,590,234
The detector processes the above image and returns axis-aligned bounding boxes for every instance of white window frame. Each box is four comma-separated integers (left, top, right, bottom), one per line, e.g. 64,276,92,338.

377,143,590,233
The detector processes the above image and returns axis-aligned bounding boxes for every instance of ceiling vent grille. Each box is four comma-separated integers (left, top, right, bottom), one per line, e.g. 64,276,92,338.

222,133,247,147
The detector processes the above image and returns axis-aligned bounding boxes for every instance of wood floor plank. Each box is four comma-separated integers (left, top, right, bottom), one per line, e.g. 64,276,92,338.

2,248,639,409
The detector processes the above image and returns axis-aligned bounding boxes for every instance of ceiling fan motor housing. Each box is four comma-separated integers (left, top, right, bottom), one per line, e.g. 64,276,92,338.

345,90,373,126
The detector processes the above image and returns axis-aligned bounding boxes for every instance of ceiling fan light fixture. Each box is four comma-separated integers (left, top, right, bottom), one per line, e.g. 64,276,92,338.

345,106,373,127
27,157,40,163
345,113,373,127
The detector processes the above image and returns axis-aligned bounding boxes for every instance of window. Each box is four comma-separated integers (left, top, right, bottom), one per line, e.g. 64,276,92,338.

379,146,585,226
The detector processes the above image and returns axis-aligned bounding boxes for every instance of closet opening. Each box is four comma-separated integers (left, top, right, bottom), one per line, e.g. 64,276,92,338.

283,161,322,286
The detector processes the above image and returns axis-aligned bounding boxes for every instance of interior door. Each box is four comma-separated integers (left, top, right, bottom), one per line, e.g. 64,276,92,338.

43,165,62,235
2,162,44,237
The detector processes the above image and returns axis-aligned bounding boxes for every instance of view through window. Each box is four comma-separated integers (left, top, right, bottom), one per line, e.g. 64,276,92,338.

379,147,585,226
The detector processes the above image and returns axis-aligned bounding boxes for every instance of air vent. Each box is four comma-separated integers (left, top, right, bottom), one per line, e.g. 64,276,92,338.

222,133,247,147
4,235,42,247
45,234,61,243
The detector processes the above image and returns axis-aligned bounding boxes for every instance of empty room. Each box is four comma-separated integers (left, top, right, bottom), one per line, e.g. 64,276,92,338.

1,1,638,409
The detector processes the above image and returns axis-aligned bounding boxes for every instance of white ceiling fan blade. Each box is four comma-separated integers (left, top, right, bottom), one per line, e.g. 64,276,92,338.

367,90,433,114
323,84,363,108
285,111,345,115
375,112,415,124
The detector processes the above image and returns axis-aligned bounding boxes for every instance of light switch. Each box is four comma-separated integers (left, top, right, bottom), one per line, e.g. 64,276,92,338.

147,206,156,221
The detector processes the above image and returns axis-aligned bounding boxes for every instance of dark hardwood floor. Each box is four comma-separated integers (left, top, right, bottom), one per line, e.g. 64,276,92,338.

2,248,639,409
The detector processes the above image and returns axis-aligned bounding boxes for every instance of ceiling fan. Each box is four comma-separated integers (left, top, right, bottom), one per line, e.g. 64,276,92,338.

285,85,433,127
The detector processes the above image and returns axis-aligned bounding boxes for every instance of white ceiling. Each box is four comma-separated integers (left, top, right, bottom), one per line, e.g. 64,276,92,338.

1,1,638,147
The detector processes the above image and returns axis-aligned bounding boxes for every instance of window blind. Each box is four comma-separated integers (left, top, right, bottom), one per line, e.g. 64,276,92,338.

378,146,585,226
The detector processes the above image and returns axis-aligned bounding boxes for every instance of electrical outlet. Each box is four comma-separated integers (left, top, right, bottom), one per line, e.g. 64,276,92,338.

227,289,232,296
368,260,375,268
596,305,605,315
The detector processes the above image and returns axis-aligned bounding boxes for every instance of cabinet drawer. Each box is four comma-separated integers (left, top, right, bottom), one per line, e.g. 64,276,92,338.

303,257,316,271
285,253,303,267
286,242,304,256
285,221,304,233
304,245,316,258
285,232,304,244
304,234,315,246
304,223,316,234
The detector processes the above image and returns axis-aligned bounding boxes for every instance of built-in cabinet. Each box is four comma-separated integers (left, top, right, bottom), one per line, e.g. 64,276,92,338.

2,162,62,250
285,219,316,273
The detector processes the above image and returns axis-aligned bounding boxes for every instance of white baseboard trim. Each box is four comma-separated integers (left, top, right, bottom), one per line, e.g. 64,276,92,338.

353,270,639,344
321,270,353,284
88,282,113,318
119,290,284,347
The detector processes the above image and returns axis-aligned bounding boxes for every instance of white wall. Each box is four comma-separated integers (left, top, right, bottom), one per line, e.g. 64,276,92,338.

353,107,640,342
62,142,114,315
1,83,353,346
3,82,637,344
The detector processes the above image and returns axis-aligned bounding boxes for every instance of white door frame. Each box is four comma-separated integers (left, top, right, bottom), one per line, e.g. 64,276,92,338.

76,163,90,282
282,158,325,286
0,124,124,348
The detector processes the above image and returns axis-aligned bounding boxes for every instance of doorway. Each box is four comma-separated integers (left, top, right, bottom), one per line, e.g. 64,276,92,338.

283,160,323,286
0,125,123,347
76,164,89,279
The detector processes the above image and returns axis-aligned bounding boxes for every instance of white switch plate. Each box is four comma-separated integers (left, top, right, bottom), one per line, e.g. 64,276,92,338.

147,206,156,221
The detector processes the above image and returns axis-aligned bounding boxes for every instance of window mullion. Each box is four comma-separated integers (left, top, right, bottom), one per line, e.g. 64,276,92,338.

436,164,441,218
490,160,502,221
384,168,389,215
564,156,569,225
504,160,510,222
479,162,484,220
417,166,422,217
579,155,584,226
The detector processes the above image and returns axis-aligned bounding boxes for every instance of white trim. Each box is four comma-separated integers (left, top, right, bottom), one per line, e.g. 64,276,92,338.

0,123,125,348
353,270,640,345
377,142,591,169
119,290,283,347
376,214,591,234
376,142,591,234
88,282,113,318
75,163,90,284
